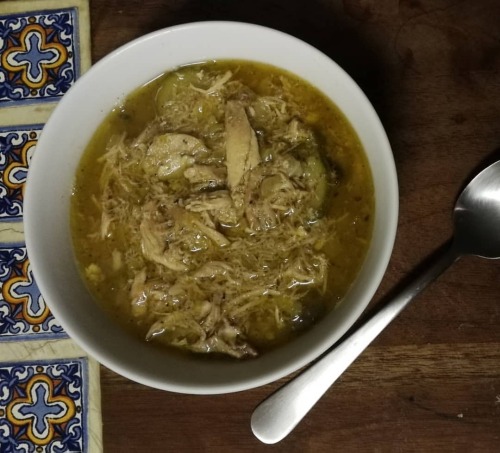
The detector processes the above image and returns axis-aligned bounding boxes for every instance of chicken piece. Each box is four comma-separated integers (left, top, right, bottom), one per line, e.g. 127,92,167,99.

191,219,230,247
84,263,104,285
284,118,314,144
185,191,240,226
140,218,188,271
130,268,147,317
224,101,260,189
201,303,221,334
193,261,233,279
276,154,304,179
100,209,112,239
146,311,207,343
214,206,240,226
143,133,208,181
169,207,230,250
174,206,230,248
183,165,227,190
259,172,307,212
147,311,257,358
260,174,295,199
190,70,232,95
282,255,328,292
202,322,258,358
245,202,279,231
241,169,300,230
185,191,233,212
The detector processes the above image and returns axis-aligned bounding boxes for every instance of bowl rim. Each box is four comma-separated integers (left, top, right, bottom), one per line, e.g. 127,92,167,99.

24,20,398,394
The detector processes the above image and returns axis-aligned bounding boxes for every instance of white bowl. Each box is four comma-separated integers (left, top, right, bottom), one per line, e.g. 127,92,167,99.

24,21,398,394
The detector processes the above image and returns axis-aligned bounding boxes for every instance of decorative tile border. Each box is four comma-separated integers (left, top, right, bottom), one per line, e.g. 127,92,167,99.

0,356,88,452
0,242,66,342
0,2,99,451
0,7,81,107
0,124,43,222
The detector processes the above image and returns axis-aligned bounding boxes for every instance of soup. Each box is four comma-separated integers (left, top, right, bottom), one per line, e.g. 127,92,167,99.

71,60,374,359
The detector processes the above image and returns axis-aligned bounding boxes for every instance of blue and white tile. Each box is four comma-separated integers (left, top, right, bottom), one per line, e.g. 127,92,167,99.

0,124,43,222
0,241,66,342
0,358,88,452
0,0,91,107
0,0,91,125
0,339,102,453
0,7,81,107
0,2,101,452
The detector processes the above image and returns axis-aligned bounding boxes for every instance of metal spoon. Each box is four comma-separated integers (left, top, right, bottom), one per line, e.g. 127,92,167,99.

251,159,500,444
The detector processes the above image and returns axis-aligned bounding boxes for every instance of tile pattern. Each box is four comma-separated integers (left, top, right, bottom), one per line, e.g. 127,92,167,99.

0,124,42,221
0,8,80,106
0,357,88,452
0,2,100,452
0,242,65,342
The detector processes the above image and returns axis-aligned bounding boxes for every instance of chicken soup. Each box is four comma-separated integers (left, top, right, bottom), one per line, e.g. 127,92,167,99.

71,60,374,358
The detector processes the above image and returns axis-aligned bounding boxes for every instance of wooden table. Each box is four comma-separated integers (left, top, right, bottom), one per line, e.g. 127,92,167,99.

91,1,500,451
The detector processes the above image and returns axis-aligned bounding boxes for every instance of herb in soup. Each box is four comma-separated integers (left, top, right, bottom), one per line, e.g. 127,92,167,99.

71,60,374,358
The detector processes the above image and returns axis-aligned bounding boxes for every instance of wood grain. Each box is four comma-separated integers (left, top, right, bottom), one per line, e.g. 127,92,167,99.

90,0,500,451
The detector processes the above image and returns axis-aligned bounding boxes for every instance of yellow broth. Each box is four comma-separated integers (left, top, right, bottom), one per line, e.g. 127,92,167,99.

71,60,374,357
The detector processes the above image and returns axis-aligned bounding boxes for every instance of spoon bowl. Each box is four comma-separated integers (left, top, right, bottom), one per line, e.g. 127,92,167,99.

454,160,500,258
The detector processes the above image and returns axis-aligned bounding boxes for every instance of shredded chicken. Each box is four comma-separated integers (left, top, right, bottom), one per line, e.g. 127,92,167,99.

190,70,233,95
140,214,188,272
89,64,340,359
184,191,233,212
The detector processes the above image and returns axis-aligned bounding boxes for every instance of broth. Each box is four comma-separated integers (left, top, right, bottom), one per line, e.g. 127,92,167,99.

71,60,374,358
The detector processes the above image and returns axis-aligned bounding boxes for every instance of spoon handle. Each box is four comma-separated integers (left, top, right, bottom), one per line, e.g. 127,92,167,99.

251,245,459,444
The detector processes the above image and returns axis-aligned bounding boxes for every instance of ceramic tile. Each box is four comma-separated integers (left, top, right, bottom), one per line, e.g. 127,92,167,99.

0,8,81,106
0,357,88,452
0,124,43,222
0,339,102,453
0,241,66,342
0,1,101,452
0,0,91,125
